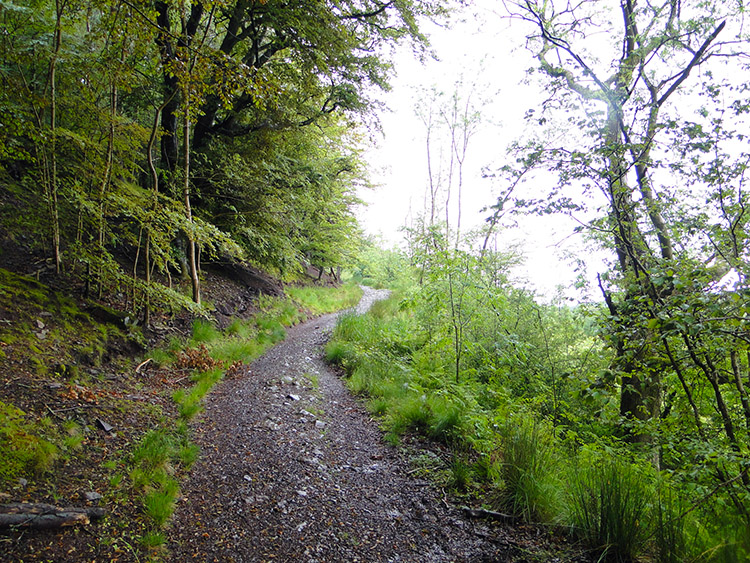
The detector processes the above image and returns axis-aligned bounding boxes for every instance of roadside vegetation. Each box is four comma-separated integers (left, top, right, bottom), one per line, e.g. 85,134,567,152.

0,267,361,561
332,247,749,562
130,282,361,557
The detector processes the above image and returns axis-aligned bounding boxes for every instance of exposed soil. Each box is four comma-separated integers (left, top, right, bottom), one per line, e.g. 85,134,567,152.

166,288,589,562
0,258,284,563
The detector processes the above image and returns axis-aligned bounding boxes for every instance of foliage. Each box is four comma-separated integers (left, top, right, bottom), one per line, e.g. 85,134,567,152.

0,0,435,309
495,414,561,522
488,0,750,547
200,127,365,277
327,236,748,559
349,239,415,290
569,451,651,561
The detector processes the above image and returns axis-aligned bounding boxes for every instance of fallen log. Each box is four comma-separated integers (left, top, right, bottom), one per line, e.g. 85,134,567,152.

0,503,105,529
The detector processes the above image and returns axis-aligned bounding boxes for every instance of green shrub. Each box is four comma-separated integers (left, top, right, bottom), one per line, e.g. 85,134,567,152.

178,443,199,468
178,401,203,420
141,530,166,550
332,312,371,345
368,397,390,416
473,452,502,484
256,316,286,345
652,481,698,563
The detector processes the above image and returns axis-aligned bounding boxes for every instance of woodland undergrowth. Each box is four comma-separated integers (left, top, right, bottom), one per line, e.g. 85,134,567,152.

329,270,749,563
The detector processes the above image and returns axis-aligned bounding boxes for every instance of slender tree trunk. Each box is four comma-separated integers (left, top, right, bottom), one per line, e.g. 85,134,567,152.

155,1,179,174
144,96,170,325
95,83,116,296
47,0,65,274
182,98,200,304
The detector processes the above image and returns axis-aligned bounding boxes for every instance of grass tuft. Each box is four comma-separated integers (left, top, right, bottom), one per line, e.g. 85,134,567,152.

496,415,560,523
190,319,221,344
448,457,472,492
569,451,650,561
143,476,179,527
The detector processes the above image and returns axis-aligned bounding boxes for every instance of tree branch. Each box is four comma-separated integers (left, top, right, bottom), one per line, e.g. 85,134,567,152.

657,20,726,107
341,1,395,20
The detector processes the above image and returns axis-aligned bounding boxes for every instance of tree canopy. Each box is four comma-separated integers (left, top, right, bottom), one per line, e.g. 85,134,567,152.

0,0,441,308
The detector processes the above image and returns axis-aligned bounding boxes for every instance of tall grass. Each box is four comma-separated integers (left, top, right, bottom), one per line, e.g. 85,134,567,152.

287,283,363,314
327,301,469,448
190,318,220,344
569,451,650,561
496,415,561,522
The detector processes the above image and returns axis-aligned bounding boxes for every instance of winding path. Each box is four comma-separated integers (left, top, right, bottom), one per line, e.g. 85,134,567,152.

167,287,516,562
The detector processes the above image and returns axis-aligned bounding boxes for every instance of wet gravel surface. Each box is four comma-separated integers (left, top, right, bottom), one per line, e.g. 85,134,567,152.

166,288,551,562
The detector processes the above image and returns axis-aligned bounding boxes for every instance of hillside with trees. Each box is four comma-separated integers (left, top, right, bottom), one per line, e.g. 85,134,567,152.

2,0,750,561
0,0,438,298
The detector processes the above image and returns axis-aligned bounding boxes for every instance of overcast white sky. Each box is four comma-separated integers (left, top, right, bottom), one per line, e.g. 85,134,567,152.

356,3,606,300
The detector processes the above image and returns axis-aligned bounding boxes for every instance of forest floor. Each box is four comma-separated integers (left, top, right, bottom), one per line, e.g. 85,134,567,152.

0,258,591,562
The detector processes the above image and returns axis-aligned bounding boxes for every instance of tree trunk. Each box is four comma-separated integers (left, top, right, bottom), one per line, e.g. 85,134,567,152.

46,0,65,274
155,1,179,173
183,98,200,304
0,503,105,529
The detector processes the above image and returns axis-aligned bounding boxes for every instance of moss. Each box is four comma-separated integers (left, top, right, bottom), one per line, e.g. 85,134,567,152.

0,401,58,485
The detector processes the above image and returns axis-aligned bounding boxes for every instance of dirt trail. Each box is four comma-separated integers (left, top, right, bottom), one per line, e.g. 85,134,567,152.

167,287,518,562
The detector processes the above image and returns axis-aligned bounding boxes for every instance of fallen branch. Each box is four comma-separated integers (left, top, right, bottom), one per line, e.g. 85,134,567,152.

460,506,521,524
135,358,152,374
0,503,105,529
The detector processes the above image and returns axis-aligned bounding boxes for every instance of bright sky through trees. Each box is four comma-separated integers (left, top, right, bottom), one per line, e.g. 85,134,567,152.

358,2,605,300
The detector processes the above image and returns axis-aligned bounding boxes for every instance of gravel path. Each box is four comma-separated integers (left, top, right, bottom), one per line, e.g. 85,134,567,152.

166,287,518,562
